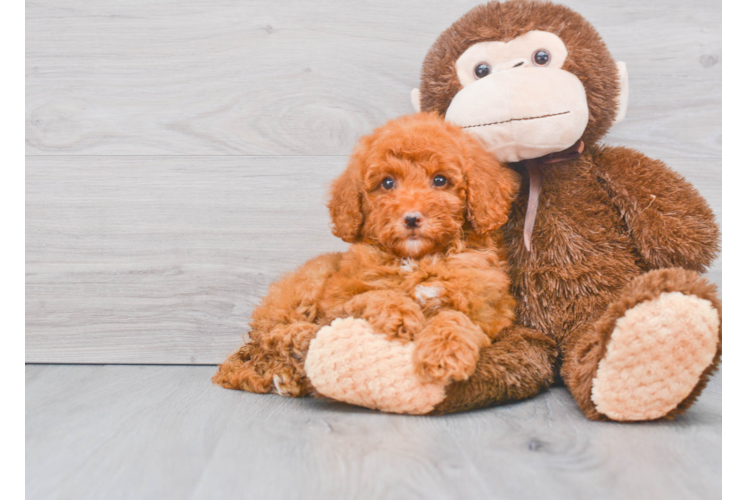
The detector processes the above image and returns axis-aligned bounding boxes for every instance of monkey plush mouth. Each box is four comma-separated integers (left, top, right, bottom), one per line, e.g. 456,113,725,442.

462,111,571,130
444,66,589,164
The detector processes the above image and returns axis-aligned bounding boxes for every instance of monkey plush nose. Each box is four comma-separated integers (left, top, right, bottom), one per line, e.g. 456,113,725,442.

404,212,422,229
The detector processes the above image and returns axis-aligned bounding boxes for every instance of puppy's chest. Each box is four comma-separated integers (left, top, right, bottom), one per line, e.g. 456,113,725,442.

370,257,445,308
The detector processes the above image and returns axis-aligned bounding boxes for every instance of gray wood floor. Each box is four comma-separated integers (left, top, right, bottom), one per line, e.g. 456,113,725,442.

26,364,721,500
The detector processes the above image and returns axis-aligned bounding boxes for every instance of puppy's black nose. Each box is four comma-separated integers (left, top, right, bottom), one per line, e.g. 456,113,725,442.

404,212,422,229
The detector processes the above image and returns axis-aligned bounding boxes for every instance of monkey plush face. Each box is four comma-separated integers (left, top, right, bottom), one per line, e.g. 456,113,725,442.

446,30,589,163
414,0,628,163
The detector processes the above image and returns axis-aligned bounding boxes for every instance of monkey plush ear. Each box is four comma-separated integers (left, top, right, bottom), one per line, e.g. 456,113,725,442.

328,155,365,243
614,61,629,124
410,88,421,112
465,150,521,234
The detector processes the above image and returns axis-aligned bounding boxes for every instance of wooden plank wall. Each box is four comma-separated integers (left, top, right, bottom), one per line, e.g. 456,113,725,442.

26,0,721,363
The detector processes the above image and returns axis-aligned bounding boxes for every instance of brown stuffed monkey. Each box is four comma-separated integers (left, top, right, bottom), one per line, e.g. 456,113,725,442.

305,0,722,421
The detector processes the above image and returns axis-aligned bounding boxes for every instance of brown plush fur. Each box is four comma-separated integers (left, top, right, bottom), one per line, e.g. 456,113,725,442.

213,113,521,395
432,324,557,414
417,0,722,419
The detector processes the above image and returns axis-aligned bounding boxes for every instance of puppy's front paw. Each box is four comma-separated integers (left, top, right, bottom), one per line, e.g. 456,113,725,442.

413,311,489,384
414,337,480,384
271,371,304,397
377,300,427,341
344,291,426,342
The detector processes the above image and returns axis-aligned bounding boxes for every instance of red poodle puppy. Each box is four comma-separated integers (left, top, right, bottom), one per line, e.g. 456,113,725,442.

213,112,520,398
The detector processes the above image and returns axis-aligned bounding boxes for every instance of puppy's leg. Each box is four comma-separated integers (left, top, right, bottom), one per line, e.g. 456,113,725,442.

213,321,320,396
213,254,340,396
413,310,490,384
429,325,557,414
343,290,426,342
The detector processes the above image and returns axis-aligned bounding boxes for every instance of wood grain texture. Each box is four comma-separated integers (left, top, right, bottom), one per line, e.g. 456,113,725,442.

26,156,721,364
25,0,721,363
25,364,722,500
26,156,348,363
26,0,720,159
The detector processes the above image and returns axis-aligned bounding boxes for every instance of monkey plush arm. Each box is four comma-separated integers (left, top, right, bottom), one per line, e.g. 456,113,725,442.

593,145,720,272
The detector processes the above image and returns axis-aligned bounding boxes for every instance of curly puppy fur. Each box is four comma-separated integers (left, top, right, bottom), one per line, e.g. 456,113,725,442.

213,113,521,397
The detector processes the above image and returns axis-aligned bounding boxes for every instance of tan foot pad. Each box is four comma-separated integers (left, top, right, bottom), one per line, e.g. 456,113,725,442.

591,292,720,421
305,317,447,415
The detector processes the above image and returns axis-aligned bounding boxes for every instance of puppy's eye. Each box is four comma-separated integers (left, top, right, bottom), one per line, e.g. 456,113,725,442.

433,175,448,187
381,177,396,190
474,63,491,79
532,49,550,66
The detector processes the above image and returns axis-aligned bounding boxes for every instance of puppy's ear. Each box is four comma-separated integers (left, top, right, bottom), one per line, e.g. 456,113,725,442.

328,151,366,243
465,146,521,234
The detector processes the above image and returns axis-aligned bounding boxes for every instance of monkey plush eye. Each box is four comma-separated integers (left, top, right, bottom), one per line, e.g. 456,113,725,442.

532,49,550,66
381,177,396,190
433,175,448,187
474,63,491,79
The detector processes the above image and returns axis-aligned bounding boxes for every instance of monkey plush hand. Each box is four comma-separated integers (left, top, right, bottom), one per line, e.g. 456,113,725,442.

306,0,721,421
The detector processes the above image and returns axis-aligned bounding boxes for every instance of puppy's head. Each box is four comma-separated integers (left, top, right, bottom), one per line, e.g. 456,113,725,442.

328,112,520,259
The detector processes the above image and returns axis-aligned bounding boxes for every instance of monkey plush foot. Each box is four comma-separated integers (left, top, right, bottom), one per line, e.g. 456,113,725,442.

566,268,722,422
305,317,447,415
591,291,719,421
